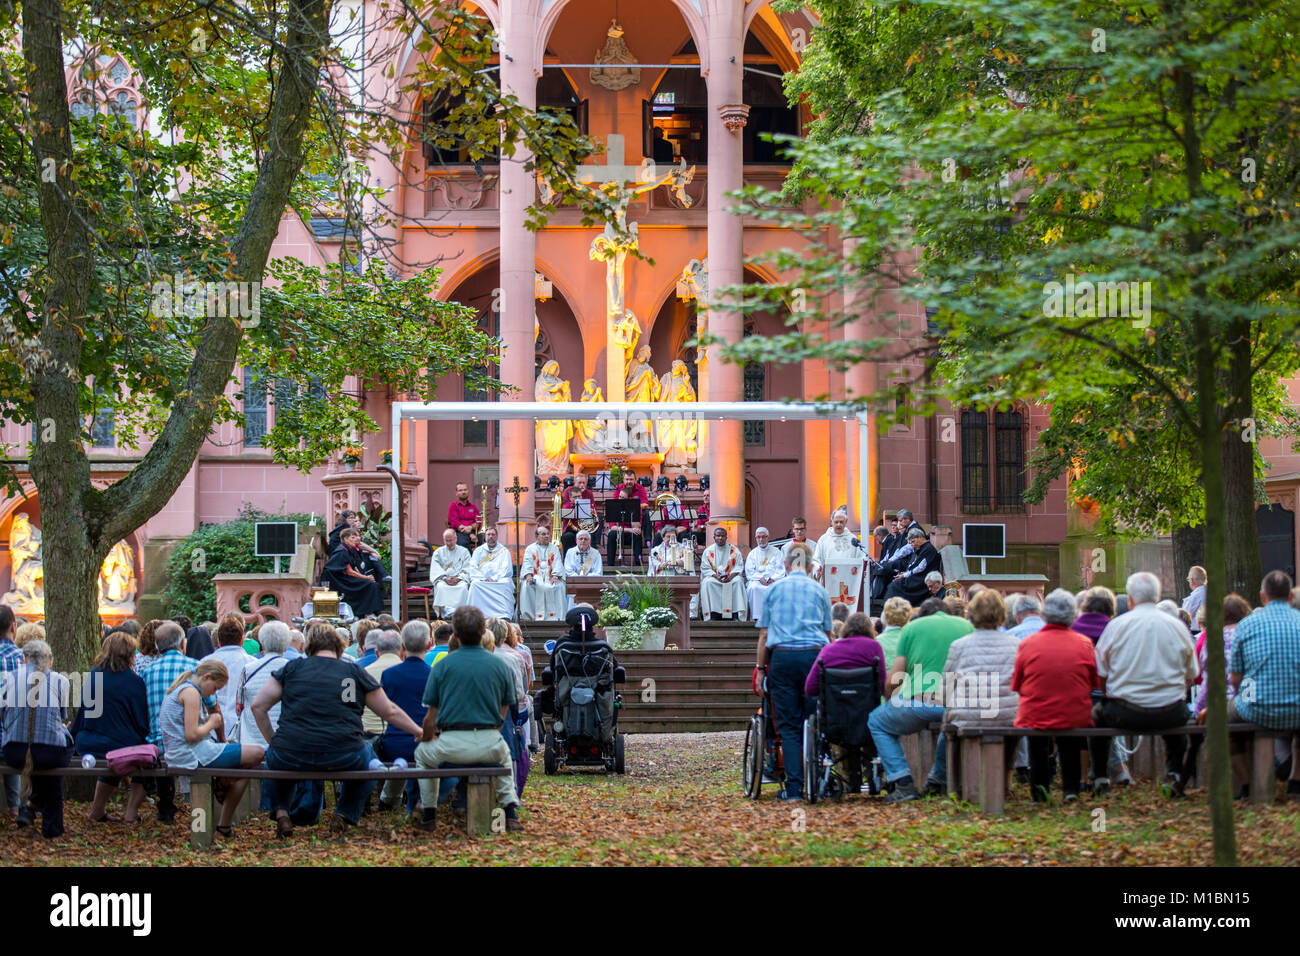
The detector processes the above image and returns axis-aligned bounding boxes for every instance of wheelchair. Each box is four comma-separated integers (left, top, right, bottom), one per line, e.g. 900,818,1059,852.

742,666,786,798
802,661,883,803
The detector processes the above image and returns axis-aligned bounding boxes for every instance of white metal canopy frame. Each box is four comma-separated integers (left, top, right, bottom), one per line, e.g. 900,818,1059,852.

388,400,872,613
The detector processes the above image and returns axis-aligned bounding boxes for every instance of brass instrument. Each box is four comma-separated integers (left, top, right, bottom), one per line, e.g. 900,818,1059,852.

551,491,563,541
653,491,683,528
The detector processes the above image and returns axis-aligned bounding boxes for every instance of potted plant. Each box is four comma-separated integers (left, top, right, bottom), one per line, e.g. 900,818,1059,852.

596,605,634,645
380,448,393,465
341,446,363,470
598,575,676,651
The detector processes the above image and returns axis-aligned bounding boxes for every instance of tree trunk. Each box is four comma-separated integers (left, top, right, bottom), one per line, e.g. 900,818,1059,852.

1196,326,1235,866
1171,524,1204,601
1222,320,1261,598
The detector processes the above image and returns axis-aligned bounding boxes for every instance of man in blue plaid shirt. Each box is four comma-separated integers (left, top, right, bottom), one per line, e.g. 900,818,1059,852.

0,607,21,815
144,621,199,823
756,542,833,802
1229,570,1300,800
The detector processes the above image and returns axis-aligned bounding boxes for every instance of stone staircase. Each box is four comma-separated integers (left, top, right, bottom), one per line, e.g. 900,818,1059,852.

521,621,757,734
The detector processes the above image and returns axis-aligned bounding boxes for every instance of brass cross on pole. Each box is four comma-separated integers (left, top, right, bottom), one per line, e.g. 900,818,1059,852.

505,474,528,566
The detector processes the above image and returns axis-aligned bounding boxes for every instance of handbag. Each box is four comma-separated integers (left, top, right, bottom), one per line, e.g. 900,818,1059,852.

105,744,161,776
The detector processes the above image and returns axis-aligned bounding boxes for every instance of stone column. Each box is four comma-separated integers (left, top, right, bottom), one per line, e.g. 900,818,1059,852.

497,10,539,551
842,237,878,531
704,9,747,541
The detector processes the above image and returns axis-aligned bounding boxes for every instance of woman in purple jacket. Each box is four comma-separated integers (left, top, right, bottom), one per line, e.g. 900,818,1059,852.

805,613,887,698
1071,587,1115,644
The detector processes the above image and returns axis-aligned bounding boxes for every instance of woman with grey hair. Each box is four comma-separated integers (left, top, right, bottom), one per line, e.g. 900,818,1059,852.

1011,589,1099,802
0,640,74,837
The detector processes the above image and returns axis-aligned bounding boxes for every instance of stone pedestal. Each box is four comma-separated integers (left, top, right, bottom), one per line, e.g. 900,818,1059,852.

321,469,425,567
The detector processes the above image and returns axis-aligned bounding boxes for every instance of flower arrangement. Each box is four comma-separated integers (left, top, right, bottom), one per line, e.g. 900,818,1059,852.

380,448,393,465
598,575,677,650
342,446,363,465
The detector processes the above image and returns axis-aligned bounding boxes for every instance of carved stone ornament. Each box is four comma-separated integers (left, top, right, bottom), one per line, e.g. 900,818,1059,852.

590,20,641,92
719,103,750,133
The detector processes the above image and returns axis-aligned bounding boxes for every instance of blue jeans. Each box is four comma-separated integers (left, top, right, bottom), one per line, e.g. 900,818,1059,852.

768,647,821,798
265,744,377,825
2,773,18,812
868,700,947,784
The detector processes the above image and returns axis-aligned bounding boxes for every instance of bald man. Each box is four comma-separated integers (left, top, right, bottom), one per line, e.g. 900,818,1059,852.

745,527,786,621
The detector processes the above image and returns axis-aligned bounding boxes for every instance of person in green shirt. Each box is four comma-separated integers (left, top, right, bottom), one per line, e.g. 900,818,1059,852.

868,597,974,802
413,606,521,832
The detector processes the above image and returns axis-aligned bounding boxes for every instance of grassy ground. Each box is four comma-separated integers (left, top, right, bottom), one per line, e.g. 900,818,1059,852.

2,732,1296,866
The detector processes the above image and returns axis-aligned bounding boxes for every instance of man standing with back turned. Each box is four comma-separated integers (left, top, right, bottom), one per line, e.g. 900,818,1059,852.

756,542,832,802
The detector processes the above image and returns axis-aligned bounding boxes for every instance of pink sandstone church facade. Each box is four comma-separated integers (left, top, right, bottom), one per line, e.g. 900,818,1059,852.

3,0,1300,615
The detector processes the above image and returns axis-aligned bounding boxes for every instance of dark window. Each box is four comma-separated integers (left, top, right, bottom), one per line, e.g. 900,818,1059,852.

995,410,1026,508
243,369,267,448
423,70,501,166
538,70,588,134
960,410,989,511
90,406,114,448
741,70,799,164
464,308,498,447
743,362,765,446
960,409,1026,512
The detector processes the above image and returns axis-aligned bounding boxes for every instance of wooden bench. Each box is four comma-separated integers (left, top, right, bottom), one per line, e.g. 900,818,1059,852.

21,762,510,849
945,723,1294,814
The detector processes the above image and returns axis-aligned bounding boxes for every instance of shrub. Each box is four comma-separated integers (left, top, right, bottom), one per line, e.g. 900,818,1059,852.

163,506,315,622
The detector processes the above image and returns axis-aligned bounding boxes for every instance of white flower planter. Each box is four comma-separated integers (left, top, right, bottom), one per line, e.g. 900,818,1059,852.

641,627,667,650
601,627,623,645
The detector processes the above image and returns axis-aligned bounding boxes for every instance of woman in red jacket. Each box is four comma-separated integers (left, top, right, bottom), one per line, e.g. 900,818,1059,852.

1011,588,1100,803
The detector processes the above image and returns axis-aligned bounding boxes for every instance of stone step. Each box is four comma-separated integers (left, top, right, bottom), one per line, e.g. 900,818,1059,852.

616,716,750,733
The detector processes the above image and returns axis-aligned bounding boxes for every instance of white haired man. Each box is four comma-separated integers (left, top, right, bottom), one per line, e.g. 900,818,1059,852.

1090,571,1198,796
813,510,867,611
745,527,786,620
924,571,944,598
1182,566,1207,620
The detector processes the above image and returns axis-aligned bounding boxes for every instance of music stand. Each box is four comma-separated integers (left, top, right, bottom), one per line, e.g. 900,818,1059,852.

605,499,642,567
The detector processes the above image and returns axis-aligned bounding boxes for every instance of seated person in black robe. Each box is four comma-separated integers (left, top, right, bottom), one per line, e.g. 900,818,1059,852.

881,528,942,607
328,510,391,582
323,528,385,616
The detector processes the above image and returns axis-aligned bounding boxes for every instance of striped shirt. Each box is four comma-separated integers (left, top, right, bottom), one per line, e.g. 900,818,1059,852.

758,569,832,650
1229,600,1300,729
0,666,72,748
145,649,200,746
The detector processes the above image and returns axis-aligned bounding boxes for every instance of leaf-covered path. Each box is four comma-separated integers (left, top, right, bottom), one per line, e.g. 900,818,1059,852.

3,733,1297,866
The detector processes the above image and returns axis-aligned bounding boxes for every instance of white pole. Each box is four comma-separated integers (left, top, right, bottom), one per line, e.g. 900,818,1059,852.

858,410,871,602
390,408,403,617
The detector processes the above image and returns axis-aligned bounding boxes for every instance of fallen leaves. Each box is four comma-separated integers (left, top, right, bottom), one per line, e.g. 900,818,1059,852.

2,732,1297,866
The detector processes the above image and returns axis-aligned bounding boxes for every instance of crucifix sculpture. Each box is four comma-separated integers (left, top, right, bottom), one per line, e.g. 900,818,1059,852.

542,134,695,402
505,473,528,565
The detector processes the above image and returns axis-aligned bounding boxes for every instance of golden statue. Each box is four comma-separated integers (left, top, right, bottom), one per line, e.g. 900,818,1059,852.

573,379,607,454
3,512,43,616
98,539,137,612
657,359,698,469
535,360,573,476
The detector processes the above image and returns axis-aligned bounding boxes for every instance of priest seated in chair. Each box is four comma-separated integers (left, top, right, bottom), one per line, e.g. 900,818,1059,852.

323,527,385,617
429,527,471,616
881,527,942,607
700,526,746,621
520,522,566,622
744,526,786,621
467,526,515,619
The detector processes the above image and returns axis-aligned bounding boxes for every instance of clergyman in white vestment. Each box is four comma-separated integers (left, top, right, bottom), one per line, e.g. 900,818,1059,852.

468,527,515,619
520,524,566,622
563,531,604,610
744,526,787,621
700,527,746,621
429,528,472,615
812,510,866,612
